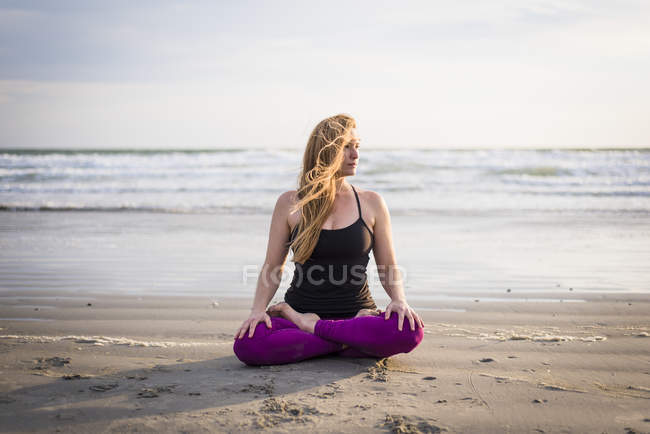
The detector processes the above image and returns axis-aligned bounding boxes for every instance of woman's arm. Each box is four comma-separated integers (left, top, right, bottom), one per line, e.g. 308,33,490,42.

235,191,293,339
369,191,424,332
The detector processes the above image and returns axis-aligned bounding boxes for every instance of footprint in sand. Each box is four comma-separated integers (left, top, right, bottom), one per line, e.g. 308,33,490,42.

125,375,148,380
32,356,70,370
62,374,90,380
383,414,444,433
247,398,326,429
89,383,119,392
137,385,177,398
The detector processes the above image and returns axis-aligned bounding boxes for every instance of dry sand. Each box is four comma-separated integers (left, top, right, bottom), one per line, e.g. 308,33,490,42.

0,291,649,433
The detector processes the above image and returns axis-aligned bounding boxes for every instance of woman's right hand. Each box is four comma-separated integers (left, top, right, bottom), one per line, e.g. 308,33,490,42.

235,309,273,339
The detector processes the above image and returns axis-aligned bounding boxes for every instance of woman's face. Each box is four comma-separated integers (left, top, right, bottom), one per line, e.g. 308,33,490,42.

340,128,360,177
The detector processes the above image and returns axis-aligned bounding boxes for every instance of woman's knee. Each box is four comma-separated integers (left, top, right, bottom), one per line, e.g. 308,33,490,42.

232,336,257,366
383,312,424,353
403,324,424,352
232,322,271,366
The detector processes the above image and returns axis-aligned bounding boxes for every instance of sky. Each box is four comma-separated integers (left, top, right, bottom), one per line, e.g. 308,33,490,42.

0,0,649,150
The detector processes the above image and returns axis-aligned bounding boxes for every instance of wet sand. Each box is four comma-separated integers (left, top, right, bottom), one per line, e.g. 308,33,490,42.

0,292,649,433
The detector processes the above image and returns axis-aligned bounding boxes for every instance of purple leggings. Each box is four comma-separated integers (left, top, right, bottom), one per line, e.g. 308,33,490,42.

233,311,424,366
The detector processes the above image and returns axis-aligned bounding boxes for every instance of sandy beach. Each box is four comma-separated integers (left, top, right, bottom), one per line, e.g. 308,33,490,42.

1,158,649,432
1,291,648,433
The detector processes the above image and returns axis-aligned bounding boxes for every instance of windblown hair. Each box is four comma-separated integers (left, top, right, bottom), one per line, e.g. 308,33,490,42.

289,114,357,263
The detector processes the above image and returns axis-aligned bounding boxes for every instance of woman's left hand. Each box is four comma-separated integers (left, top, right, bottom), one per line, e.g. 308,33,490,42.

384,299,424,331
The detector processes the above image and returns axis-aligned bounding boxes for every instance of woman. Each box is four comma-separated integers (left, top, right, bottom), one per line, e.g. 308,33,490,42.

233,114,424,366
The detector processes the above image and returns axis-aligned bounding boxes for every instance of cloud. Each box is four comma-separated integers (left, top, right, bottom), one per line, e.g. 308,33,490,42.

0,1,648,148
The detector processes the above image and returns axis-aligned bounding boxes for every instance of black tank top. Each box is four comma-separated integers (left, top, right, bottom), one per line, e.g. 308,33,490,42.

284,185,378,319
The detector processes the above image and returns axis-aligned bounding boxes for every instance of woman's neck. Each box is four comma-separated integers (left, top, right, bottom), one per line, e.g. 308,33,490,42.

335,178,351,194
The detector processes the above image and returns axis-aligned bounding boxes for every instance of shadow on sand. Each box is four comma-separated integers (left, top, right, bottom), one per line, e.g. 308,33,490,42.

0,352,387,431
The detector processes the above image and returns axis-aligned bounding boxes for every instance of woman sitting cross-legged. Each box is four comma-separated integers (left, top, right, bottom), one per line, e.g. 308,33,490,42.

233,114,424,366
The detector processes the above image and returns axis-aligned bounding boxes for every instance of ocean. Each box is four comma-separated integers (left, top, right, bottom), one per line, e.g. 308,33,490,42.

1,148,649,215
1,148,649,305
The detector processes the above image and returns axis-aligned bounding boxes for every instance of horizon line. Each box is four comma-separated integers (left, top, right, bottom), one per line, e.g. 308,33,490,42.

2,145,650,153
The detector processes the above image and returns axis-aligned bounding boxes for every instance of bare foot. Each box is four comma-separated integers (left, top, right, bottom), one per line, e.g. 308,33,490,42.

266,302,287,317
266,302,320,334
354,308,381,318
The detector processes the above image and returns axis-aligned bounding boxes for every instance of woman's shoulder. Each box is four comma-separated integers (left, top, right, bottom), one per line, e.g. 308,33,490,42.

276,190,300,223
351,187,388,228
275,190,301,230
277,189,298,203
352,186,384,208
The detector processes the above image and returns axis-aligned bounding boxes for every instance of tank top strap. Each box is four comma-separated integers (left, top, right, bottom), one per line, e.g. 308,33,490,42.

351,185,362,220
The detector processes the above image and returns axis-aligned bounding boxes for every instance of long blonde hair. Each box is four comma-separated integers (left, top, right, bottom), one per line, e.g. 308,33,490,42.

289,114,357,263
